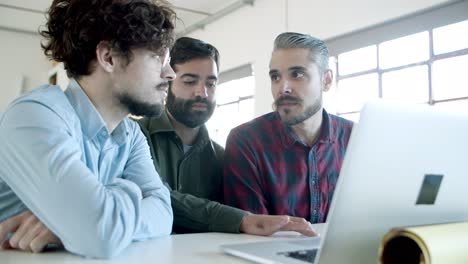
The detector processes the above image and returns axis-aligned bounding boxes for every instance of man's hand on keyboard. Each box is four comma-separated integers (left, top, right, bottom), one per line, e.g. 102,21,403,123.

240,214,317,237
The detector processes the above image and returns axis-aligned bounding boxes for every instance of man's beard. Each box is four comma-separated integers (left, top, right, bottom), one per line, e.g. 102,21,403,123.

117,82,168,117
166,88,215,128
274,95,322,126
118,93,164,117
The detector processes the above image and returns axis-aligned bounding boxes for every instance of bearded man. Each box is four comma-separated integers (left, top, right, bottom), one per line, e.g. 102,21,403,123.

223,32,354,223
137,37,317,236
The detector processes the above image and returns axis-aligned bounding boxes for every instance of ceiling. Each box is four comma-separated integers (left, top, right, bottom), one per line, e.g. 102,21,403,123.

0,0,254,36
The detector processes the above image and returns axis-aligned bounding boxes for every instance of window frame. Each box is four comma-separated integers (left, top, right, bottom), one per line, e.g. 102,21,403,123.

325,0,468,116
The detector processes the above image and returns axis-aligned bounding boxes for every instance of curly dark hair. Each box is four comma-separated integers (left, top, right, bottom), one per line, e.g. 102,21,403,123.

40,0,176,78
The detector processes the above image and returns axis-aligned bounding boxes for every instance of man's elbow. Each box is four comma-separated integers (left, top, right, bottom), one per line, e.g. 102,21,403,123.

160,216,173,236
92,240,128,259
64,233,132,259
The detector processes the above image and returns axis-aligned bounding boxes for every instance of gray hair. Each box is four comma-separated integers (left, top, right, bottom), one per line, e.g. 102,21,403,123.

274,32,329,73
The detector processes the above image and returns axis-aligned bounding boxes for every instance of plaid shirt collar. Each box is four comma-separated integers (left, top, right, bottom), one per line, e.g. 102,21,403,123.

276,108,336,148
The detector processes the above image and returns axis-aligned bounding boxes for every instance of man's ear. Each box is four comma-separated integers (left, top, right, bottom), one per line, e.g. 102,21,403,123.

95,41,115,73
322,69,333,92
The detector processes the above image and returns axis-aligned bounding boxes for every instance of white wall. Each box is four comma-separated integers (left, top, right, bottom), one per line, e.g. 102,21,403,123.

0,30,49,111
0,2,46,33
188,0,452,116
0,0,453,113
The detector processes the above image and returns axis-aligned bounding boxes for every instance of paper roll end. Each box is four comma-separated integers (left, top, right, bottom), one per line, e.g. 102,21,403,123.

380,235,426,264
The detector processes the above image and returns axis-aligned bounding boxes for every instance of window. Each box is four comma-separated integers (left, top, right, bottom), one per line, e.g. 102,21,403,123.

379,32,429,69
382,65,429,103
325,1,468,122
323,57,339,114
432,54,468,100
336,73,379,114
206,64,255,147
433,19,468,55
338,45,377,75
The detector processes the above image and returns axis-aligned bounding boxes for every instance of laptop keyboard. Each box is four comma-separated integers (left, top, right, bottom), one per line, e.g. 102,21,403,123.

277,249,318,263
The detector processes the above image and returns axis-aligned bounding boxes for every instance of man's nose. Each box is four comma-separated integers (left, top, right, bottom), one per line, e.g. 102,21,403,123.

279,79,291,94
194,83,208,98
161,64,176,81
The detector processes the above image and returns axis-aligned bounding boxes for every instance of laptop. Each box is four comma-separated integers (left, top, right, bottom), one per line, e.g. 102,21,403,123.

222,100,468,263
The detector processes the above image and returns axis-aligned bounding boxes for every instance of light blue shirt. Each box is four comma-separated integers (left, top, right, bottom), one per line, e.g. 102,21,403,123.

0,80,173,258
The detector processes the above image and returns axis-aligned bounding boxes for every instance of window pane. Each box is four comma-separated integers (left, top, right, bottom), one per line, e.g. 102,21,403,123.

338,112,360,123
235,76,255,98
329,56,337,78
216,76,254,104
206,103,239,147
336,73,379,113
379,32,429,69
433,20,468,55
338,45,377,75
432,54,468,100
216,80,239,104
382,65,429,103
324,56,339,114
431,100,468,114
239,98,254,124
207,98,255,147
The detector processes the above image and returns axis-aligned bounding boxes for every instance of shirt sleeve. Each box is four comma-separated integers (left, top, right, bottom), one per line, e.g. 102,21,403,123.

121,125,173,240
0,102,165,258
223,128,269,214
169,187,247,233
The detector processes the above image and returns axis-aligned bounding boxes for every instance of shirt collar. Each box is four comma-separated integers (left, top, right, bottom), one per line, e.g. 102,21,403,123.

147,110,174,133
146,110,210,147
64,79,128,144
278,109,336,148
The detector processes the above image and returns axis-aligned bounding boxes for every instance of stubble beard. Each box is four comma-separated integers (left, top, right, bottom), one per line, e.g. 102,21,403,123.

117,81,169,117
276,95,323,126
118,93,165,117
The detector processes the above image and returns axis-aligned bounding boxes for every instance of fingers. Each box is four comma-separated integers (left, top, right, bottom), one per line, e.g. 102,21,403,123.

0,210,60,253
240,214,318,237
0,211,31,249
240,214,289,236
9,213,39,250
279,217,317,237
30,229,61,253
257,215,290,236
30,230,48,253
17,221,44,251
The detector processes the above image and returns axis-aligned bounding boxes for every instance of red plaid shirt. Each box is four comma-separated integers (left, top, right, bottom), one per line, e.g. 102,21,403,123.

223,110,353,223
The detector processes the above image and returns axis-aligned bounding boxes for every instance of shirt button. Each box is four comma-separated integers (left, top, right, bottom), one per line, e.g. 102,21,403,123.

313,210,317,214
312,180,316,185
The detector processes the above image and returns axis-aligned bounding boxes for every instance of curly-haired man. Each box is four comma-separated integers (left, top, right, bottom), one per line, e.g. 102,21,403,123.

0,0,176,258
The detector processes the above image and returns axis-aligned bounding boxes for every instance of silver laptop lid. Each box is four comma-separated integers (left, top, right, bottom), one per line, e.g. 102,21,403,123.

317,100,468,264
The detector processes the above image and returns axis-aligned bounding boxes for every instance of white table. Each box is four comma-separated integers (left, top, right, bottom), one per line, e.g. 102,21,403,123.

0,224,325,264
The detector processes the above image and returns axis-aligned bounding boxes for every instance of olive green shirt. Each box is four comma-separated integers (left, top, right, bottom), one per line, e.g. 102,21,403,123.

137,111,247,233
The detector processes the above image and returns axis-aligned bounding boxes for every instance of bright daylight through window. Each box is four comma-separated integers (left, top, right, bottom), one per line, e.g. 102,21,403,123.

206,75,255,147
324,10,468,123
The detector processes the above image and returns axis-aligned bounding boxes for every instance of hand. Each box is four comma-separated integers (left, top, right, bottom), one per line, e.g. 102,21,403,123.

239,214,317,237
0,211,62,253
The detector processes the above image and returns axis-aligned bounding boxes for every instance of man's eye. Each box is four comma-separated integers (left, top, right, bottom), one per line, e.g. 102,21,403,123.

270,74,280,81
291,71,305,78
206,82,217,89
184,81,197,86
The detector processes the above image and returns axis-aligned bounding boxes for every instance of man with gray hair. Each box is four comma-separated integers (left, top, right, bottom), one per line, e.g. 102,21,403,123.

223,32,353,223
